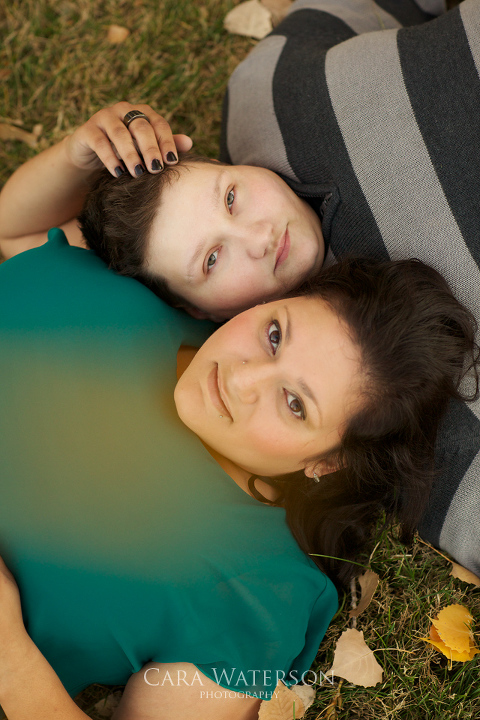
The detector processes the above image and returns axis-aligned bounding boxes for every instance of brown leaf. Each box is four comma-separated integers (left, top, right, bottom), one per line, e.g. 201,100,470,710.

258,680,306,720
450,562,480,587
107,25,130,44
0,124,39,148
224,0,273,40
349,570,379,618
327,628,383,687
92,691,122,717
260,0,292,25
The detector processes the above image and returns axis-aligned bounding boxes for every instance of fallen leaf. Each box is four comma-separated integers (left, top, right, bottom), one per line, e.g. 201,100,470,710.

451,562,480,587
258,680,306,719
290,682,315,711
92,691,122,717
260,0,292,25
107,25,130,44
349,570,379,618
224,0,273,39
0,124,39,148
422,603,479,663
423,624,479,662
327,628,383,687
431,604,474,654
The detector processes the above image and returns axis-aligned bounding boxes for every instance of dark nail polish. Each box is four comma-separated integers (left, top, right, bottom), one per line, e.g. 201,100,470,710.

135,164,144,177
151,158,163,172
166,152,177,163
114,166,124,177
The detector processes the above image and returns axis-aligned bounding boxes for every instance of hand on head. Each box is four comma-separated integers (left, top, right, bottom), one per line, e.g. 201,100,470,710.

65,101,193,177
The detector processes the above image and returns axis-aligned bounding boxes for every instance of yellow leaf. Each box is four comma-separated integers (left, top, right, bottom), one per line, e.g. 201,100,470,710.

224,0,273,40
258,680,306,720
431,604,474,654
450,562,480,587
107,25,130,44
423,626,479,662
327,629,383,687
349,570,379,618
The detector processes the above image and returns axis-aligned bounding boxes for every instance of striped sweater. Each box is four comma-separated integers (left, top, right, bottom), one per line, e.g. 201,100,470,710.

220,0,480,574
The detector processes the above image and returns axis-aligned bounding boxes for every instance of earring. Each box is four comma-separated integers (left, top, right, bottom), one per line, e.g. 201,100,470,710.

313,472,320,483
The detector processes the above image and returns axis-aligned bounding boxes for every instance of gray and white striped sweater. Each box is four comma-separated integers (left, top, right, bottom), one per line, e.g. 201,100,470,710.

220,0,480,574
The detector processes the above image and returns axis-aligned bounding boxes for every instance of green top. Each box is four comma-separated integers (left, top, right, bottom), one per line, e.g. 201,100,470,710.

0,228,337,699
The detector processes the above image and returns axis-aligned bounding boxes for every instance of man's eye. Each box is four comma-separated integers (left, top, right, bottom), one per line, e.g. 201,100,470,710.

207,250,219,270
267,320,281,355
286,391,306,420
227,188,235,211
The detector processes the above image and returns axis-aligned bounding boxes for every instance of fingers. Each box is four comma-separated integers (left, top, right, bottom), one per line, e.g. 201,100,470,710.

173,134,194,153
83,102,193,178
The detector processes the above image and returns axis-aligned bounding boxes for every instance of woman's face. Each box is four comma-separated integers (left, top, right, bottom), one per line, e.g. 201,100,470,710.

146,163,325,320
174,296,363,478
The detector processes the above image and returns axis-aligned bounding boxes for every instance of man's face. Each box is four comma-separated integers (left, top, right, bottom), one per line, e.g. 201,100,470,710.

145,163,325,320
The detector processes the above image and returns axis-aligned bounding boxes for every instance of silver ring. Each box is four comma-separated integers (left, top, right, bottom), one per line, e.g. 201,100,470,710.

123,110,150,128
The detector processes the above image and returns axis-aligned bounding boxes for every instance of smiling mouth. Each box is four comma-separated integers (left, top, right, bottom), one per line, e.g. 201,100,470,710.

208,364,232,419
274,227,290,271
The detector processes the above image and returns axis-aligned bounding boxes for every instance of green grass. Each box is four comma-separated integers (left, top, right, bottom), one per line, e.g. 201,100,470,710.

2,1,476,718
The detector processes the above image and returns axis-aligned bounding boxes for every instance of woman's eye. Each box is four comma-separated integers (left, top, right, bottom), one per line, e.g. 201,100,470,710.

267,321,281,355
286,391,306,420
207,250,219,271
227,188,235,212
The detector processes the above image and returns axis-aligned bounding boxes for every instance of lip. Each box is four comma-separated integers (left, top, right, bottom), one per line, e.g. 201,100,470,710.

274,227,290,271
207,364,232,420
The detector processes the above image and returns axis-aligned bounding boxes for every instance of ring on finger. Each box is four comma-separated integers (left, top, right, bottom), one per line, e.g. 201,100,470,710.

123,110,150,128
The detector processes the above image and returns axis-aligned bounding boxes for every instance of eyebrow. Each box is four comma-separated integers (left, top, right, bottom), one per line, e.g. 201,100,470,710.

185,170,225,282
283,305,322,425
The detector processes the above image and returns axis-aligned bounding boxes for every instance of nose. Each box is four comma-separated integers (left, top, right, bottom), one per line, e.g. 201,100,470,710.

243,221,275,260
229,359,272,405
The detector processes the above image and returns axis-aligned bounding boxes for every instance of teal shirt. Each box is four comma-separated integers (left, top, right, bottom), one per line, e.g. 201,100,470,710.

0,229,337,699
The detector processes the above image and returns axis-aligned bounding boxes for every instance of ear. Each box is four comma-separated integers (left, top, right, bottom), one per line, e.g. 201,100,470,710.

304,457,341,479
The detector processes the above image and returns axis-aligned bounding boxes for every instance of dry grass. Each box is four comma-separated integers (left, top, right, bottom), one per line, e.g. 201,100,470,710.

1,1,477,718
0,0,255,185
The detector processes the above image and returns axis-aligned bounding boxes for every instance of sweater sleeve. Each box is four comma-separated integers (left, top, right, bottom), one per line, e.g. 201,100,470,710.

220,0,433,169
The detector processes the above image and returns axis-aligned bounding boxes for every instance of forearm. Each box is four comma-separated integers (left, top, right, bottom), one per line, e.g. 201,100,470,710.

0,640,88,720
0,136,91,246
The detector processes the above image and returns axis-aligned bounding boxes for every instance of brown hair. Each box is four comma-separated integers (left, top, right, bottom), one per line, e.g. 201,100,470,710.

77,153,224,309
248,257,480,587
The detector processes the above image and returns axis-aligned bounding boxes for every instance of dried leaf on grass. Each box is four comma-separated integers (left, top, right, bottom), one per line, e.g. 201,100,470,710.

423,604,479,662
290,682,315,711
92,691,122,717
258,680,307,720
0,123,42,148
224,0,273,39
260,0,293,25
327,629,383,687
107,25,130,44
450,562,480,587
349,570,379,618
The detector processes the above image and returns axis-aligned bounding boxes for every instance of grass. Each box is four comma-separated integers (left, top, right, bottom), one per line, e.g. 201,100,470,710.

1,1,476,718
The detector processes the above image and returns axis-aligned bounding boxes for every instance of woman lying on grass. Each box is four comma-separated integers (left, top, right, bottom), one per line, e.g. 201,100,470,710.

0,172,478,716
4,0,479,583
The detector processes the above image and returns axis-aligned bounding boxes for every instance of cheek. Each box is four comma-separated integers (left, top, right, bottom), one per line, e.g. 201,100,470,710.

239,414,300,462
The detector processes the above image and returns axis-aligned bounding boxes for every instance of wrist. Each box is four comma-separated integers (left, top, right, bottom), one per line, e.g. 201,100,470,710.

0,634,40,700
